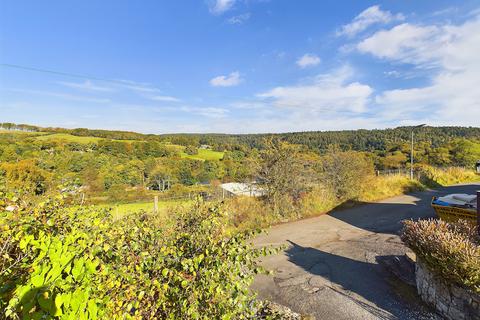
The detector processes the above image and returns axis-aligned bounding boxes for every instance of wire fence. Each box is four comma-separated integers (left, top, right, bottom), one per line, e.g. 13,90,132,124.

376,168,412,177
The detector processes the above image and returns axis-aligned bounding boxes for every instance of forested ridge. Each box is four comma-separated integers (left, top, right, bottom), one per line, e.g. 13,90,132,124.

2,122,480,152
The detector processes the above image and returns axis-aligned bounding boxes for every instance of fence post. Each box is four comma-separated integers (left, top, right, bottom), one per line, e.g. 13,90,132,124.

154,196,158,214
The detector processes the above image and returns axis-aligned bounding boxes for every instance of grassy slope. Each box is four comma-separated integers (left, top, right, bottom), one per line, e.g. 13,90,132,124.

180,149,224,161
34,133,142,144
0,129,48,136
164,143,224,161
35,133,104,143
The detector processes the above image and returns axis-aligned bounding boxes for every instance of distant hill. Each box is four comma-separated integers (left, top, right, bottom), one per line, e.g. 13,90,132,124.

2,122,480,152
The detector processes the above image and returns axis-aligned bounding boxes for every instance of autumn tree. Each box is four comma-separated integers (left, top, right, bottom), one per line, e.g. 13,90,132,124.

257,140,315,216
321,148,374,201
1,160,51,195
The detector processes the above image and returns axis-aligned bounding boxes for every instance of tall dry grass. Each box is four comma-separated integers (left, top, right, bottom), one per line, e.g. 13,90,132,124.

359,175,425,202
224,166,478,230
419,165,479,187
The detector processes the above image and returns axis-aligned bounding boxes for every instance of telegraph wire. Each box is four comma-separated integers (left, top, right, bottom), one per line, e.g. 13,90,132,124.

0,63,131,86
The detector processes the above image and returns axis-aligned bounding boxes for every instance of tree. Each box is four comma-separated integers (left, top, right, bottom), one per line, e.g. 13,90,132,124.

382,150,407,169
450,139,480,167
321,148,374,201
428,147,452,166
185,145,199,155
257,140,314,216
1,160,51,195
148,163,174,191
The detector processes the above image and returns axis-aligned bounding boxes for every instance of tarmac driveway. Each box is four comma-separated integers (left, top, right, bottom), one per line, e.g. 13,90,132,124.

252,183,480,320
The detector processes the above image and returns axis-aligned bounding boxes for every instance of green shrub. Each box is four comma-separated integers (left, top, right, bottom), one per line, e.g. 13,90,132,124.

401,219,480,293
0,190,272,319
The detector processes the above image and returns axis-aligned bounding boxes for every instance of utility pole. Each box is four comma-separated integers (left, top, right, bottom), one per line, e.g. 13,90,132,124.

410,124,426,180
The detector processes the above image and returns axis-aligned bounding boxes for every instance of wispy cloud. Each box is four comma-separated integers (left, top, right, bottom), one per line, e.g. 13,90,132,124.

209,71,243,87
116,79,161,93
149,95,180,102
209,0,236,15
296,54,321,68
337,5,404,37
227,13,250,24
180,106,229,118
58,80,114,92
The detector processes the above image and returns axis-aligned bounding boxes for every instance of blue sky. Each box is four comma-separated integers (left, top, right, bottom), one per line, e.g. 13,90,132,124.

1,0,479,133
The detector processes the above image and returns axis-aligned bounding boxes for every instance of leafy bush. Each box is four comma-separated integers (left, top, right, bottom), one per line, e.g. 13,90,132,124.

402,219,480,293
0,190,272,319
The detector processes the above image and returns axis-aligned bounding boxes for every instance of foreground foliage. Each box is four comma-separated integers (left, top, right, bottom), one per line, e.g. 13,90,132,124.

0,190,272,319
402,219,480,293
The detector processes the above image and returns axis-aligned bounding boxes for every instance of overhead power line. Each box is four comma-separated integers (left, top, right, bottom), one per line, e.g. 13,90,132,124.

0,63,130,86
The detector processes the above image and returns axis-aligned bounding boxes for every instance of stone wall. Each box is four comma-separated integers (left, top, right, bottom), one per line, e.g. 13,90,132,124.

416,259,480,320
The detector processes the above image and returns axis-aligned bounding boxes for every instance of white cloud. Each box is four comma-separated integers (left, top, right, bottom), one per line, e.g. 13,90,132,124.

209,0,236,15
366,15,480,126
296,54,321,68
180,106,229,118
258,65,373,113
150,95,180,102
58,80,114,92
337,5,404,37
209,71,243,87
227,13,251,24
357,23,443,66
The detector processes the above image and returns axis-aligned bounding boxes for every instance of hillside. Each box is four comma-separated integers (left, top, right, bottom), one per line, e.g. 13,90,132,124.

2,122,480,153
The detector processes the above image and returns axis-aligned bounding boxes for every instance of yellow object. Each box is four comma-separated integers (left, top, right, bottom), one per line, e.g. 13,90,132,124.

431,197,477,223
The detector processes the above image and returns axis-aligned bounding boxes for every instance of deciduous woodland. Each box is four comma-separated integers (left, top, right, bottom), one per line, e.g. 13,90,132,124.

1,123,479,318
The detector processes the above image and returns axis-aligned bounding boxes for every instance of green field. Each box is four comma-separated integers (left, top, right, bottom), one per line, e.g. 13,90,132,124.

34,133,140,144
35,133,104,143
164,143,224,161
29,132,225,160
99,199,193,219
181,149,224,161
0,129,48,136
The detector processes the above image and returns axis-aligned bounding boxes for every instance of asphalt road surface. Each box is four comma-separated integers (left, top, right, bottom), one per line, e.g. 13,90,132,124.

252,183,480,320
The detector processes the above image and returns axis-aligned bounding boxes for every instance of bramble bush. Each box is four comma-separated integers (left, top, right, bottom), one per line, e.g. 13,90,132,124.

402,219,480,293
0,188,274,319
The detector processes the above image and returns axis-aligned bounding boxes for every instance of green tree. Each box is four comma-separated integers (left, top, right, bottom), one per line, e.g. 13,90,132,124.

257,140,314,216
450,139,480,167
321,148,374,201
1,160,51,195
382,150,407,169
185,145,199,155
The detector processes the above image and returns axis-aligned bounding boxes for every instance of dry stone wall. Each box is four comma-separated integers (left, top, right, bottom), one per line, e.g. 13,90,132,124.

416,259,480,320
